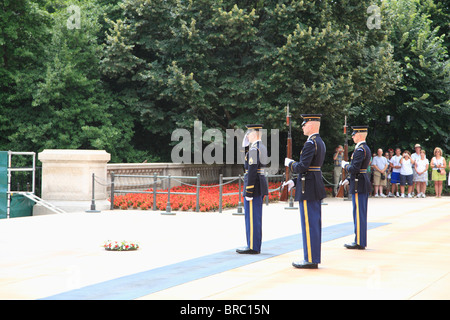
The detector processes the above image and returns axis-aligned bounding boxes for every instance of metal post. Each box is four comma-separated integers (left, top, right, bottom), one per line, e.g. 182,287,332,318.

233,174,244,215
7,151,11,219
32,152,36,194
219,174,223,213
153,173,157,211
6,151,10,219
162,174,175,215
287,191,297,209
166,174,171,212
265,172,269,206
196,173,200,212
284,173,298,210
86,173,100,213
345,186,351,201
110,172,115,210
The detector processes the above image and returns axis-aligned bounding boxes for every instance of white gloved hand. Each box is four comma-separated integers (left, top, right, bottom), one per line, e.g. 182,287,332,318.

282,180,295,191
245,196,253,201
339,179,349,186
341,160,349,168
242,134,250,148
285,158,294,167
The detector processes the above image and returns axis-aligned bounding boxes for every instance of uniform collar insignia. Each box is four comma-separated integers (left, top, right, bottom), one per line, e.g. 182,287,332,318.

356,140,366,147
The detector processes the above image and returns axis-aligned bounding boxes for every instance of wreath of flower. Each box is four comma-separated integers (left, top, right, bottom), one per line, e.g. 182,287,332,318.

103,240,139,251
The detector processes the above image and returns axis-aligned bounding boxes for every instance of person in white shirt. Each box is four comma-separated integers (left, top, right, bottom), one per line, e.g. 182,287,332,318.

389,148,402,197
399,150,415,198
414,150,429,198
372,148,388,197
411,144,422,196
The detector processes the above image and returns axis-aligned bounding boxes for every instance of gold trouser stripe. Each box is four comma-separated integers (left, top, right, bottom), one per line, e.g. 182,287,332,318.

355,193,360,245
250,200,253,250
303,200,312,263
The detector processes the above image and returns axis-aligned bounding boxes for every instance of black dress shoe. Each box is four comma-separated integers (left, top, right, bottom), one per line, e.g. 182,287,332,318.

292,260,318,269
344,242,365,250
236,247,260,254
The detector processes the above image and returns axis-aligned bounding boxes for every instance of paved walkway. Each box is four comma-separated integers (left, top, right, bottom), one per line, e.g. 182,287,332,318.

0,196,448,300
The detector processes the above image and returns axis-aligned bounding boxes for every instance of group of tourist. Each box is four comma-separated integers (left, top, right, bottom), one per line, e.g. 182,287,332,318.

333,144,448,198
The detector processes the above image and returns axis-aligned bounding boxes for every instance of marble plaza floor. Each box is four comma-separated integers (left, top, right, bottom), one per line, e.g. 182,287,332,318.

0,196,448,300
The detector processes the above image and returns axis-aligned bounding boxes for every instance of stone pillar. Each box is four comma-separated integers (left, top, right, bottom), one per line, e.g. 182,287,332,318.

35,149,111,214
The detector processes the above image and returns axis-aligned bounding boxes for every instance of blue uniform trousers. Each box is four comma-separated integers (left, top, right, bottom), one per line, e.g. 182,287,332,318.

352,192,369,247
244,195,263,252
299,200,322,264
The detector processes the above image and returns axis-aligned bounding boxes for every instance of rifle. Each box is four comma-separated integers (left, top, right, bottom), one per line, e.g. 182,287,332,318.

336,116,349,198
280,104,292,201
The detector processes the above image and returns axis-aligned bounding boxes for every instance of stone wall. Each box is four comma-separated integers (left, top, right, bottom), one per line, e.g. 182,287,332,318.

36,149,249,214
107,163,243,192
36,149,111,214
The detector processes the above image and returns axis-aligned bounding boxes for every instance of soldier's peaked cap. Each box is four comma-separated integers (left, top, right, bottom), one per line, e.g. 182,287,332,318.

351,125,369,136
245,124,263,130
301,114,322,126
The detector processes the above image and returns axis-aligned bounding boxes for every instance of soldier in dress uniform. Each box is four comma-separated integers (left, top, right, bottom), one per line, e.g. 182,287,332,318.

283,114,326,269
236,124,269,254
340,126,372,249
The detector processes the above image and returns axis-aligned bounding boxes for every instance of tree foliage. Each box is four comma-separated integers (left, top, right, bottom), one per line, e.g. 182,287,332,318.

0,0,448,165
349,0,450,153
1,0,136,162
102,0,402,159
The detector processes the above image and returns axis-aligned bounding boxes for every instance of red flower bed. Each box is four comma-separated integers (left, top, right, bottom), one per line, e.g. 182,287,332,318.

112,182,281,212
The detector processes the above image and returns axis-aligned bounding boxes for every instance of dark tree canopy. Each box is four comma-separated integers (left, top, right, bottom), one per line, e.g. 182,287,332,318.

0,0,448,164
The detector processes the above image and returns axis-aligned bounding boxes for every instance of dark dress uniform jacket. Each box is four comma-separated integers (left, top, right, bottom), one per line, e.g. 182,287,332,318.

290,134,327,201
345,142,372,194
243,141,269,198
